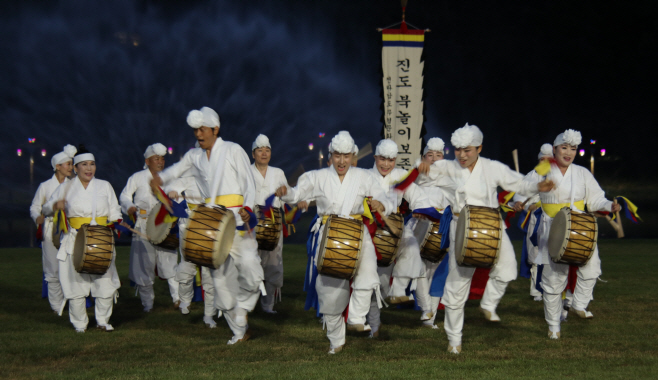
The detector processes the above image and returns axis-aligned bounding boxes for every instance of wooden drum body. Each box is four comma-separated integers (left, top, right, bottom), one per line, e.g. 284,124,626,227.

548,208,598,266
454,205,503,268
413,219,447,263
72,224,114,275
255,206,282,251
146,204,179,251
374,213,404,267
317,215,364,279
182,205,236,269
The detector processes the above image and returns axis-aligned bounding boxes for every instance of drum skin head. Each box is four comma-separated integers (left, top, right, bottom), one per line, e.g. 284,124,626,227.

316,215,364,279
413,219,432,249
454,207,469,266
548,208,570,263
181,205,236,269
72,224,88,272
454,205,503,268
213,210,236,268
146,204,174,244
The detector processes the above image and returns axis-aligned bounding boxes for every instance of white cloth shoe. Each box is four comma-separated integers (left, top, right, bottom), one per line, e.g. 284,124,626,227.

328,345,343,354
533,295,543,301
480,307,501,322
97,324,114,332
422,322,439,329
548,330,560,340
180,305,190,315
572,308,594,319
203,316,217,328
420,311,434,321
447,345,461,354
227,330,251,345
346,323,371,332
75,328,86,333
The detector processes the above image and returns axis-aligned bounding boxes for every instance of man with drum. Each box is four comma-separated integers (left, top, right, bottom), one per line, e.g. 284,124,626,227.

250,134,289,314
510,143,554,302
414,137,452,329
524,129,620,339
43,145,122,332
30,144,76,314
166,168,218,327
365,139,430,337
417,124,554,353
152,106,264,345
120,143,180,313
275,131,395,354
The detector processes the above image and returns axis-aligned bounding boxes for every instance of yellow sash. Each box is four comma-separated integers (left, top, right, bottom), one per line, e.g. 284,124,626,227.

204,194,245,208
68,216,109,230
321,215,363,224
188,204,199,210
542,200,585,218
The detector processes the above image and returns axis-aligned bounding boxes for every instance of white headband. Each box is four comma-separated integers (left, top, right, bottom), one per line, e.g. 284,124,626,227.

538,143,554,159
144,143,167,159
187,106,220,129
252,134,271,150
451,123,483,149
423,137,445,155
553,129,582,147
73,153,95,165
51,144,77,171
329,131,355,154
375,139,398,158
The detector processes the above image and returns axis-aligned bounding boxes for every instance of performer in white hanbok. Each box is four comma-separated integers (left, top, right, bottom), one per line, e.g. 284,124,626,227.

414,137,452,329
30,144,76,313
166,168,217,327
275,131,395,354
510,144,554,301
43,146,122,332
365,139,430,337
120,143,179,312
152,106,264,345
524,130,620,339
417,124,553,353
250,134,289,313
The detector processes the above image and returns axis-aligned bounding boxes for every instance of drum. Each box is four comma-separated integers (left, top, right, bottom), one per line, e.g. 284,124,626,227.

72,224,114,275
182,204,236,269
146,204,179,251
317,215,364,279
374,213,404,267
548,208,598,266
255,205,282,251
413,219,447,263
454,205,503,268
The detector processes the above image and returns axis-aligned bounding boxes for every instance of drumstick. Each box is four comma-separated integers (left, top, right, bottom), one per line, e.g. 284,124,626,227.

120,221,150,240
512,149,520,173
380,213,401,237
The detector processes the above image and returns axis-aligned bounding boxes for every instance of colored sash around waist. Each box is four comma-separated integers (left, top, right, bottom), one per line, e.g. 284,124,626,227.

204,194,245,208
188,203,199,210
321,214,363,224
68,216,109,230
543,200,585,218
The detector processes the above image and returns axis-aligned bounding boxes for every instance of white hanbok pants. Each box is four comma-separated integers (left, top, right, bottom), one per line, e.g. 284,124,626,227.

442,218,517,347
42,220,64,312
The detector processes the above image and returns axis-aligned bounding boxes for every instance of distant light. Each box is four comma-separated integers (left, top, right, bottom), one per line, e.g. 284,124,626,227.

319,150,324,160
445,148,450,155
579,149,585,156
600,149,606,156
318,132,325,138
168,147,173,155
17,149,22,157
133,40,139,47
41,149,47,157
28,138,36,144
308,143,314,151
590,139,596,145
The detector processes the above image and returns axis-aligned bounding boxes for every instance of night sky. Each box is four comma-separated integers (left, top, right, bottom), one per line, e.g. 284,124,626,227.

1,1,656,243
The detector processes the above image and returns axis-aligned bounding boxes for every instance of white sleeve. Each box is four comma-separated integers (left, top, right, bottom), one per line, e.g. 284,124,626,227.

160,151,195,184
281,171,315,205
495,161,538,197
42,183,65,217
404,182,431,210
29,183,46,225
416,159,449,187
233,146,257,210
106,183,123,222
367,172,396,216
119,174,137,214
584,170,613,212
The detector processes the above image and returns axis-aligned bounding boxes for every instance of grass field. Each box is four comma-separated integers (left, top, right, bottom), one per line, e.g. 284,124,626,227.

1,240,657,379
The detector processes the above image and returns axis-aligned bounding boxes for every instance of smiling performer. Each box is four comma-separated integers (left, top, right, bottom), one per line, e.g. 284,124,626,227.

166,168,218,327
417,124,553,354
120,143,179,312
275,131,394,354
365,139,430,337
30,144,76,313
43,145,122,332
413,137,452,329
250,134,289,314
152,106,264,345
526,130,620,339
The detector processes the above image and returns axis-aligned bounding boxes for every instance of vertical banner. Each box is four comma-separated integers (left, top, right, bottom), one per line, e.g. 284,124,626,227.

381,29,425,170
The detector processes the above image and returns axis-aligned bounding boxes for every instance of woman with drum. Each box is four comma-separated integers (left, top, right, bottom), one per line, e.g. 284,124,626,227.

43,145,122,332
30,144,76,314
119,143,180,313
524,129,620,339
417,124,554,354
275,131,395,354
364,139,431,338
250,134,289,314
152,107,264,345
